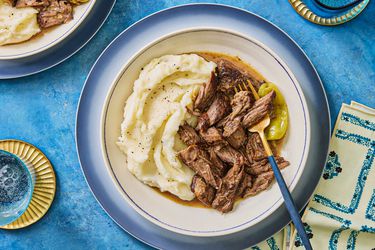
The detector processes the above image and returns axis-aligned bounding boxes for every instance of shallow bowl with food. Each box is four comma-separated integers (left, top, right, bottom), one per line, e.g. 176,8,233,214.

0,0,95,60
101,28,311,237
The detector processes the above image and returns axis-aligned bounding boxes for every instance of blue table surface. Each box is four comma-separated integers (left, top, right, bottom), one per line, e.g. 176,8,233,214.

0,0,374,249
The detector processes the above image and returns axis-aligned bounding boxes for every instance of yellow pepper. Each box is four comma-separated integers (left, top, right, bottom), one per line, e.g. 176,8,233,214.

258,82,288,140
69,0,90,5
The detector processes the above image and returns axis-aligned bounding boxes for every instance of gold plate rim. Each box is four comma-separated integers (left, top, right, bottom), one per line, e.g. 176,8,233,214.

288,0,370,26
0,139,56,229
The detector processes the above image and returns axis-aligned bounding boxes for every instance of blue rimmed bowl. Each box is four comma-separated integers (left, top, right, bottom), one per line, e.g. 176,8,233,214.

0,0,96,60
100,28,311,237
76,4,331,248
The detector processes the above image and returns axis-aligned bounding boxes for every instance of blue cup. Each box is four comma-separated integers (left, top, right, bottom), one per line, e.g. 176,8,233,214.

0,150,34,226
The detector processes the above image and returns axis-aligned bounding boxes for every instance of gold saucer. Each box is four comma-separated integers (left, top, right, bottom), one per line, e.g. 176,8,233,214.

289,0,370,26
0,139,56,229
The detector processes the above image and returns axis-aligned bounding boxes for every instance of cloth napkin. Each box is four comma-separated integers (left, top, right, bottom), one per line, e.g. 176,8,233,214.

249,101,375,250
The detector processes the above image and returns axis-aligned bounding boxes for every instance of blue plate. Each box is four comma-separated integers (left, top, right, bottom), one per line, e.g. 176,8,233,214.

76,4,331,249
0,0,116,79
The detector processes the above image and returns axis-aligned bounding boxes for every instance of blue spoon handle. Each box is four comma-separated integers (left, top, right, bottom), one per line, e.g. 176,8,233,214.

268,156,313,250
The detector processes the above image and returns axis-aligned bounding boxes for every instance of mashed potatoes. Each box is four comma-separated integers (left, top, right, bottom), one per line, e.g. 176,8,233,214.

118,54,216,201
0,1,40,45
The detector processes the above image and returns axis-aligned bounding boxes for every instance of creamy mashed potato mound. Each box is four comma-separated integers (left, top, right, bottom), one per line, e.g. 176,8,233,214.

118,54,216,201
0,1,40,45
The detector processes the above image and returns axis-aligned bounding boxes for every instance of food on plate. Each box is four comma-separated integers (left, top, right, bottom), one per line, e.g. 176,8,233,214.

117,54,217,201
118,52,290,213
0,0,89,45
37,0,73,29
0,0,40,45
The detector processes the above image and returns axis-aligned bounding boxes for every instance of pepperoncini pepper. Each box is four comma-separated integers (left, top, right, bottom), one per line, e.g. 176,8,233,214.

258,82,288,140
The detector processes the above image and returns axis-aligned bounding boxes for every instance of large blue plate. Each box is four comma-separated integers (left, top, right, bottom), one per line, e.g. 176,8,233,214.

0,0,115,79
76,4,331,249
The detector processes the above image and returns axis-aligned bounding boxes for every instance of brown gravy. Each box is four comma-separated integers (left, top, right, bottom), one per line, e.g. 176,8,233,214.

152,187,207,208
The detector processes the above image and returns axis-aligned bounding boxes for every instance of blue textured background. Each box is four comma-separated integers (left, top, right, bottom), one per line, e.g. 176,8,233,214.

0,0,374,249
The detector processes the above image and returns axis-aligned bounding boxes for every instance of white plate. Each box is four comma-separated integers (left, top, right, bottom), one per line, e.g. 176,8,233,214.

101,28,311,237
0,0,95,60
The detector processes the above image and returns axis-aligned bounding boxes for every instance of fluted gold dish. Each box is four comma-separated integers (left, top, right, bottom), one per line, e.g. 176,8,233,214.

289,0,370,26
0,140,56,229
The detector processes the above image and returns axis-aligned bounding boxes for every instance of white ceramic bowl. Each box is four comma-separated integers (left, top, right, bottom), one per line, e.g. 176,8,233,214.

0,1,95,60
101,28,311,237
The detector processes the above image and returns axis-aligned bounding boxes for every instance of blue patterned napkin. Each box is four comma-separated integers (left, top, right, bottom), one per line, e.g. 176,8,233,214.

250,101,375,249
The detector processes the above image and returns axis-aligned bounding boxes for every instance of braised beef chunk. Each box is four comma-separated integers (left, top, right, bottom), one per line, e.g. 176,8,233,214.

223,119,247,149
178,145,221,189
207,92,252,130
245,157,290,175
217,59,247,94
38,0,73,29
194,71,218,112
245,133,267,163
178,124,201,146
219,90,263,149
212,164,244,213
242,91,276,128
199,127,225,145
244,133,278,164
237,173,253,197
191,175,216,206
196,93,231,131
208,147,228,177
217,59,263,95
243,171,274,197
230,91,254,119
16,0,50,8
214,144,245,166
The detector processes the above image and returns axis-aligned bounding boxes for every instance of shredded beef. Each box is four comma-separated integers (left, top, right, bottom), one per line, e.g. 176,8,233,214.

191,175,216,206
217,59,262,94
212,163,244,213
178,145,221,189
38,0,73,29
196,93,231,131
199,127,225,145
175,62,290,212
237,173,253,197
178,124,201,146
208,147,229,177
245,157,290,175
230,91,254,119
243,171,274,197
242,91,275,128
213,144,245,167
194,71,218,112
245,133,267,163
223,118,247,149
